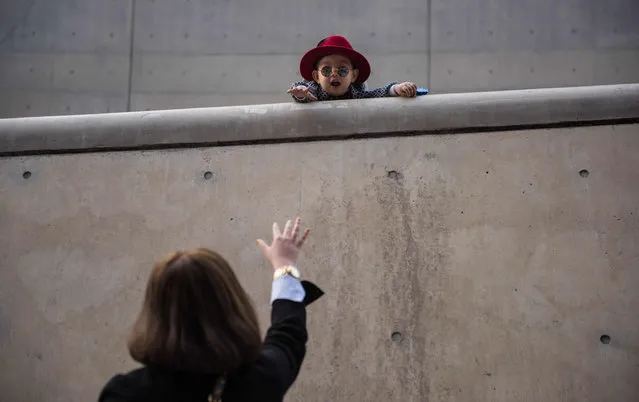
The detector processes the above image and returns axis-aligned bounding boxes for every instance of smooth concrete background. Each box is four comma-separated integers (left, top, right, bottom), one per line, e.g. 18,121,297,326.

1,124,639,401
1,0,639,117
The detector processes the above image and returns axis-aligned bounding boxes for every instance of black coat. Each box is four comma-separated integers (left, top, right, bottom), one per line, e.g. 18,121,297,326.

98,281,324,402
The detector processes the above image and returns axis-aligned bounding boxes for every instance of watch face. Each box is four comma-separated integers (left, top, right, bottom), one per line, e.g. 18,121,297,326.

274,266,301,279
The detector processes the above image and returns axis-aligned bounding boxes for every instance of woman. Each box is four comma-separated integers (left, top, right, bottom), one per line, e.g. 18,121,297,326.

99,217,324,402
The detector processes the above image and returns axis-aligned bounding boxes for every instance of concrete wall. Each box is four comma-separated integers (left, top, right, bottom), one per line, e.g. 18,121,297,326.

1,85,638,401
1,0,638,118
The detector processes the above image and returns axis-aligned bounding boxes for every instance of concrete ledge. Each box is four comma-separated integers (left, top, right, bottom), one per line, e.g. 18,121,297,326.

1,84,638,155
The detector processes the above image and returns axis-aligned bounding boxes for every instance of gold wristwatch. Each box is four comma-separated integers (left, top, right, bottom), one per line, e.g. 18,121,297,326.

273,265,301,280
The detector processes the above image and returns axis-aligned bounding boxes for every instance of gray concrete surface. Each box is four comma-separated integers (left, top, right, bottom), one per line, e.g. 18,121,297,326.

0,87,638,401
1,84,638,155
1,0,639,117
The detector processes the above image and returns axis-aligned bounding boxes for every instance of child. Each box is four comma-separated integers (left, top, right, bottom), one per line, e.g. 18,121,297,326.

287,35,420,103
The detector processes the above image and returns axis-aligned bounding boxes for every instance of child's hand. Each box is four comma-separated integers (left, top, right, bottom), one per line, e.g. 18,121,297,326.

393,82,418,97
287,85,318,100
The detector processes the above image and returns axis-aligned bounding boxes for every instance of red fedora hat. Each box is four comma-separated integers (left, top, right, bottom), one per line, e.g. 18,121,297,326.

299,36,371,83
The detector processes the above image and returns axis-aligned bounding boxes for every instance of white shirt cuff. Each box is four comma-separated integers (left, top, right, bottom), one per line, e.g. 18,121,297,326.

270,274,306,304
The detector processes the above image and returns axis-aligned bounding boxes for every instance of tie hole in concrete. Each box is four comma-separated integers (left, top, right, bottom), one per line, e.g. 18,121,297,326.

387,170,402,180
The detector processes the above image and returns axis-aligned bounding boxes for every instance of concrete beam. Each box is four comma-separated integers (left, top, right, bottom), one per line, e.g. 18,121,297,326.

1,84,638,156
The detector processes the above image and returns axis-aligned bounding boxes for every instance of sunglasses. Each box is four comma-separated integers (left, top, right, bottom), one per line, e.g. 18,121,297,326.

320,66,350,77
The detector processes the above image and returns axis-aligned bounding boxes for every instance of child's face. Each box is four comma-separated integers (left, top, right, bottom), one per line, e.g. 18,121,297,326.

312,54,359,96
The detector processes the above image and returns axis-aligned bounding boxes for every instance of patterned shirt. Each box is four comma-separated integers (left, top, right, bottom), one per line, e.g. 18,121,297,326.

290,80,398,103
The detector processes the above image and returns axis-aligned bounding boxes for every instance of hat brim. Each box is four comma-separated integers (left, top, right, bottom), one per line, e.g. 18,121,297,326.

299,46,371,83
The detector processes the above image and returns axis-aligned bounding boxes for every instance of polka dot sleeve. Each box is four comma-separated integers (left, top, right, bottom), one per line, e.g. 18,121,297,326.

288,81,398,102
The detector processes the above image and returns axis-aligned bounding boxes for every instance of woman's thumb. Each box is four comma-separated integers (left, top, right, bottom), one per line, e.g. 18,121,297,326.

256,239,268,254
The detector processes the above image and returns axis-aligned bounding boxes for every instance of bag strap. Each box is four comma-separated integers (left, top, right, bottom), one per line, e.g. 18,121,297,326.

207,374,227,402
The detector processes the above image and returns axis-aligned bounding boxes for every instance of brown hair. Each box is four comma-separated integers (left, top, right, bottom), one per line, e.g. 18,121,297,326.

128,248,262,374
